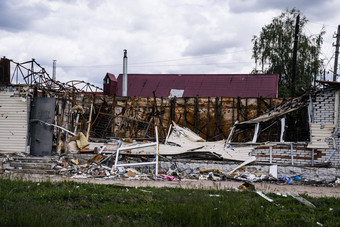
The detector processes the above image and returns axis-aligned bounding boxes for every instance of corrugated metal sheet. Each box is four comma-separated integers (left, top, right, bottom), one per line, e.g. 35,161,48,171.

0,91,28,153
115,74,279,98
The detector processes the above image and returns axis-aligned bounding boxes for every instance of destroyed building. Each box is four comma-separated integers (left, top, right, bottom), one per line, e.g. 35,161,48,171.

1,57,340,183
230,82,340,167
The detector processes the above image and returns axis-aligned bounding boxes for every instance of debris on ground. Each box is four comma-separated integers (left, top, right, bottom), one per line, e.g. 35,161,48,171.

0,150,338,189
280,176,294,184
256,191,279,206
238,182,255,191
287,192,316,208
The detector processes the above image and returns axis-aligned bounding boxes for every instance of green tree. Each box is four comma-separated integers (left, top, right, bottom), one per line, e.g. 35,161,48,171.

252,8,325,97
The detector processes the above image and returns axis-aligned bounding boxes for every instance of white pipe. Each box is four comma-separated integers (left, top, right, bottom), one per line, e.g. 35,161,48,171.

280,118,285,142
122,49,128,96
252,123,260,143
30,119,76,136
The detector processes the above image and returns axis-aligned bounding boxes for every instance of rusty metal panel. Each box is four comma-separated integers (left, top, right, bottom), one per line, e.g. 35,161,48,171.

30,97,55,156
0,88,28,153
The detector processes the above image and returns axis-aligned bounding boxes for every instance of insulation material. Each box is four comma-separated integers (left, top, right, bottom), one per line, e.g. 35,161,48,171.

76,132,90,149
307,123,334,148
128,123,254,162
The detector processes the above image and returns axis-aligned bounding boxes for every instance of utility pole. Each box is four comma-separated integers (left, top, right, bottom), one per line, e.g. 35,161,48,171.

291,14,300,97
333,25,340,81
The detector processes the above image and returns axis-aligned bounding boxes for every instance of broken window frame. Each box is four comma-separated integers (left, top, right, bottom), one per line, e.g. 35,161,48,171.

229,106,310,144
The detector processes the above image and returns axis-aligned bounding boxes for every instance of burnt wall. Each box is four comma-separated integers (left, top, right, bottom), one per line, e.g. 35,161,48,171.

71,95,283,141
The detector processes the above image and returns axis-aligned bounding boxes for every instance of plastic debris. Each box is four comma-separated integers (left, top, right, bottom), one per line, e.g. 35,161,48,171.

208,194,221,197
256,191,279,206
160,175,179,181
280,176,294,184
294,176,302,180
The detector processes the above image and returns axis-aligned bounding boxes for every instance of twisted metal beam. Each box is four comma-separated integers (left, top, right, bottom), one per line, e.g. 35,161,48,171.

9,58,102,95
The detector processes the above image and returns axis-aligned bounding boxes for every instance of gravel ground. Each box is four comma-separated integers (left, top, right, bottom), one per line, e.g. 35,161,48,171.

1,172,339,198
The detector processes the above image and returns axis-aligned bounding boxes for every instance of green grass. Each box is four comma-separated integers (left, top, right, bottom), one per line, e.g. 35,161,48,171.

0,179,339,226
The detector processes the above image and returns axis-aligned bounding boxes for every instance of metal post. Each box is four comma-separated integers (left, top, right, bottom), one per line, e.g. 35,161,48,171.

290,143,294,166
269,146,273,164
311,149,314,166
333,25,340,81
155,126,159,176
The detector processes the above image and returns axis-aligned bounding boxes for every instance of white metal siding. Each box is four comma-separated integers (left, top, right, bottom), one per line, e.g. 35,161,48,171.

0,91,28,153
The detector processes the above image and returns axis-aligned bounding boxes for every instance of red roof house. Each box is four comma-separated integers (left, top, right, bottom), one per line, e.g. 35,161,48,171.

112,74,279,98
103,73,118,95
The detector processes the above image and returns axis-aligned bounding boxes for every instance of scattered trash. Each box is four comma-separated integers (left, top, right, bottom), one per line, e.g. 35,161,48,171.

75,132,90,149
228,157,256,175
256,191,279,206
316,222,323,226
329,208,333,211
287,192,316,208
280,176,294,184
160,175,179,181
207,172,222,181
238,182,255,191
70,159,79,165
335,178,340,185
208,194,221,197
125,170,136,178
294,176,302,180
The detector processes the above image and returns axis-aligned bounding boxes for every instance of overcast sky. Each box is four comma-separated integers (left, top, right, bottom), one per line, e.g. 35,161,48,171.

1,0,339,87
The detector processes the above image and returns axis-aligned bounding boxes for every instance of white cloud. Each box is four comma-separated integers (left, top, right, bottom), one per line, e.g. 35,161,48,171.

1,0,340,87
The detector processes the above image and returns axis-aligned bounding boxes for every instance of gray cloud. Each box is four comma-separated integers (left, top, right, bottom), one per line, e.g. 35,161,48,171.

227,0,339,22
183,38,238,56
228,0,328,13
0,1,51,31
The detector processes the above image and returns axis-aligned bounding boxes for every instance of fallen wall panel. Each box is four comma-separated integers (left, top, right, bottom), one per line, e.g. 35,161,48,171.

0,89,29,153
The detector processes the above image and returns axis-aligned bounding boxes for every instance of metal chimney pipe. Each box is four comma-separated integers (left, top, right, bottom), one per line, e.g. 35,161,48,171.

122,49,128,96
52,60,56,81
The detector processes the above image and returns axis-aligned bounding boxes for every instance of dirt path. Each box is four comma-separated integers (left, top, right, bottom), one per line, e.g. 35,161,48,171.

1,172,339,198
